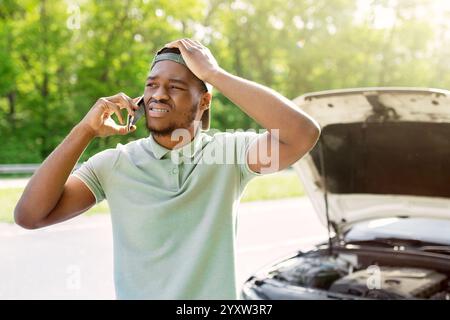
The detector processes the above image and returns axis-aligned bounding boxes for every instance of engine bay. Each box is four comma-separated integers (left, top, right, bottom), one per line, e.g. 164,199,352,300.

270,251,450,300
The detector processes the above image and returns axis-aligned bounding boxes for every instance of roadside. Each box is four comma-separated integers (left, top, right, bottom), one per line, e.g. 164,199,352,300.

0,177,31,189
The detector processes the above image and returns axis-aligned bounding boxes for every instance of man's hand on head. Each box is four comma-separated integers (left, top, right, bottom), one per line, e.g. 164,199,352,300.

164,38,221,84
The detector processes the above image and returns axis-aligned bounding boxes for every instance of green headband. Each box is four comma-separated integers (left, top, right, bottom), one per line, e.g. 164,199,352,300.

151,52,187,69
150,52,212,92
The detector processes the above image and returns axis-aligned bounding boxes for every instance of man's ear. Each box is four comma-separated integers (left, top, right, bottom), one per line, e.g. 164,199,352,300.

199,92,212,112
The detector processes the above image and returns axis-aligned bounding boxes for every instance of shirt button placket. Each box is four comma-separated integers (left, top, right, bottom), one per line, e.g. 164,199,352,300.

170,166,180,189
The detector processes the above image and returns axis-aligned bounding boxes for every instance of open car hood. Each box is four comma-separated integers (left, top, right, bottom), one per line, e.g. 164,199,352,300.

292,87,450,232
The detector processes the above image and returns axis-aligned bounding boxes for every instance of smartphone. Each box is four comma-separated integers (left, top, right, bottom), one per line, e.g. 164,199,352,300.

127,95,145,131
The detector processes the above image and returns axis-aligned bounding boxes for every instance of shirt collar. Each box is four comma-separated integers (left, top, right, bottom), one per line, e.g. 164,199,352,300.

149,129,204,160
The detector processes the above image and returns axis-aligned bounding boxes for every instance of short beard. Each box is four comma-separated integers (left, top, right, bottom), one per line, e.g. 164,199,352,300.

146,103,198,137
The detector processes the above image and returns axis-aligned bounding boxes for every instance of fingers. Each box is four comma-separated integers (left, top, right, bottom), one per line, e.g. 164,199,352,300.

116,124,137,135
184,38,203,49
166,38,203,49
118,92,140,114
165,39,189,54
93,95,140,137
132,96,143,104
165,38,211,62
164,39,181,48
101,92,142,127
102,115,137,136
165,38,198,54
104,92,138,117
100,98,124,125
180,38,195,51
108,122,137,136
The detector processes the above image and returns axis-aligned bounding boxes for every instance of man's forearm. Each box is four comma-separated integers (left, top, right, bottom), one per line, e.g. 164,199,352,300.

207,68,320,145
14,124,95,223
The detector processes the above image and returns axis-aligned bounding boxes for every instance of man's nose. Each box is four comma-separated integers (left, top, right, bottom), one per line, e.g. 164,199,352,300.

152,85,170,101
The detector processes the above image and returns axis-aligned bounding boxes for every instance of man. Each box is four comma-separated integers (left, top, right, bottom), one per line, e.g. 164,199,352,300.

14,38,320,299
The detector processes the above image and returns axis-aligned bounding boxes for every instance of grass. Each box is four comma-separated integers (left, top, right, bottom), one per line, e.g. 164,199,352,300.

0,188,26,224
241,171,304,202
0,171,304,224
0,173,33,179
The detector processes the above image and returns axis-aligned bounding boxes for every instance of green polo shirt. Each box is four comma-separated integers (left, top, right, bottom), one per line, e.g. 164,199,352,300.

72,130,263,299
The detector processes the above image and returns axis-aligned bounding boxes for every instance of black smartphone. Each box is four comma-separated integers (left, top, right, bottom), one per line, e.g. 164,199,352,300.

127,95,145,131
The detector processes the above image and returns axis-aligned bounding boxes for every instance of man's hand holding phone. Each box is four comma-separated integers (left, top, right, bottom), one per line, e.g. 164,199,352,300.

126,95,145,132
79,92,143,138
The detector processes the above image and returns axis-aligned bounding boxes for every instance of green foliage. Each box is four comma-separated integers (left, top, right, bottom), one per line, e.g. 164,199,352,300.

1,0,450,163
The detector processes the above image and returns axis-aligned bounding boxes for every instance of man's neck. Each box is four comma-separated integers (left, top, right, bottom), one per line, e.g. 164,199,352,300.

152,126,199,150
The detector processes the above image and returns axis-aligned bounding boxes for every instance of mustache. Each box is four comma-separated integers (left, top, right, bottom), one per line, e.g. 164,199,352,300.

147,98,172,108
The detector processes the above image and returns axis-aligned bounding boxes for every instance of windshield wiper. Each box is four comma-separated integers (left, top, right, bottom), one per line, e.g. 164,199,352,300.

346,238,450,254
419,246,450,255
346,237,430,248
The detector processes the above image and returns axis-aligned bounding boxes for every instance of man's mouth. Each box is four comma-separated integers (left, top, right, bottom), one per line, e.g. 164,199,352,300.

149,102,171,111
148,102,171,117
151,108,169,113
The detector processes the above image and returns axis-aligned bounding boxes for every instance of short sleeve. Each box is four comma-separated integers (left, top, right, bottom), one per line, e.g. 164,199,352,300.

234,131,264,187
71,149,118,204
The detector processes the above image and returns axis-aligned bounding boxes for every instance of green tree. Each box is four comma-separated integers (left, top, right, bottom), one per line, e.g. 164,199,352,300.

0,0,449,164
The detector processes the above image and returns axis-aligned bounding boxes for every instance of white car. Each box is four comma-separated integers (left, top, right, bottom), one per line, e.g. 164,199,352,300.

242,87,450,300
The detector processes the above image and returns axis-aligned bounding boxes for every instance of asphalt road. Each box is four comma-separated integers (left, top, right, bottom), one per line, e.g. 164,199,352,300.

0,197,327,299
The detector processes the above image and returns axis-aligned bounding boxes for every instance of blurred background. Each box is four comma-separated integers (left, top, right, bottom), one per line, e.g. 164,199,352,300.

1,0,450,164
1,0,450,299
